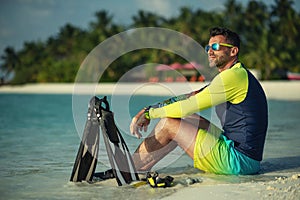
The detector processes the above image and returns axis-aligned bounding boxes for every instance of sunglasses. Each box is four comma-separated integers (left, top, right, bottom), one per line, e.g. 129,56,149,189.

205,43,234,53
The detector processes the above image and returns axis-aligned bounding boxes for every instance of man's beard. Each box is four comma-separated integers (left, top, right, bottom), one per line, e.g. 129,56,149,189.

208,52,230,68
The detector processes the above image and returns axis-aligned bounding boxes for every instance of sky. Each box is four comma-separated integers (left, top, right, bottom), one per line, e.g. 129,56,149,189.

0,0,299,57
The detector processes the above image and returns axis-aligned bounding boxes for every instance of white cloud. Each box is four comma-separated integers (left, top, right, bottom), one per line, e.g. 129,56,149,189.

18,0,55,18
133,0,174,18
132,0,225,18
0,28,13,38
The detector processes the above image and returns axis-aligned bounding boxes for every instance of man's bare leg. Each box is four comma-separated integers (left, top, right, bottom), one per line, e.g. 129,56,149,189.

132,115,210,172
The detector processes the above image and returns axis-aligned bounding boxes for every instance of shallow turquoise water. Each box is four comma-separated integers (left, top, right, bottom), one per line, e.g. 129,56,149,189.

0,94,299,199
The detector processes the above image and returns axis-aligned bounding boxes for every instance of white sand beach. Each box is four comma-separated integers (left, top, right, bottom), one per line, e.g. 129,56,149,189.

1,81,300,100
163,173,300,200
1,81,299,199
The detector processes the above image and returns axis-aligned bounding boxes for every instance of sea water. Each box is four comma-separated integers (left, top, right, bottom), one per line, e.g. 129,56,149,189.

0,94,299,200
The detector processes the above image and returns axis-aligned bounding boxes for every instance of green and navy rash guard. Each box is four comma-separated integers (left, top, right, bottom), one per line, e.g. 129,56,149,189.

147,62,268,161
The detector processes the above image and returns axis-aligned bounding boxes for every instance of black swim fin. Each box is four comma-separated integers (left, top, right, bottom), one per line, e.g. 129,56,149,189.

70,97,100,182
70,96,139,186
98,96,139,186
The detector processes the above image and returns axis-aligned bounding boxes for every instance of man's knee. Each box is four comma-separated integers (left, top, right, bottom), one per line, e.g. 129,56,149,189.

155,118,182,138
158,117,181,128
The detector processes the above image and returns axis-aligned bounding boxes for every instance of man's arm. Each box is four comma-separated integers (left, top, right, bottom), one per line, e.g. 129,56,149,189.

148,85,209,109
130,85,208,138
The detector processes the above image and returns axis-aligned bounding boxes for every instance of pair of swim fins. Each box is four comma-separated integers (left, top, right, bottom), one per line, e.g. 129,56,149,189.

70,96,139,186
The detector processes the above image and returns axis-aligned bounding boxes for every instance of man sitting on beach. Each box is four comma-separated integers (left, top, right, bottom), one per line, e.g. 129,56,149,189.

130,27,268,175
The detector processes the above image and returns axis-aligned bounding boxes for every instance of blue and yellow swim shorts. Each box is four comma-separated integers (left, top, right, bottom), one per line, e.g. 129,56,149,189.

194,124,260,175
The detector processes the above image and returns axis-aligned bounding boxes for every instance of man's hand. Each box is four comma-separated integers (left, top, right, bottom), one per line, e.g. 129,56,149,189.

130,109,150,139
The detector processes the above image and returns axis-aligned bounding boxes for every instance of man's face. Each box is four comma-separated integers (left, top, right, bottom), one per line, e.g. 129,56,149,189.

207,35,232,68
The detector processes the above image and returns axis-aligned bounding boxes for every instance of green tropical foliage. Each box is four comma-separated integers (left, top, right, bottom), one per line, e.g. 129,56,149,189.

1,0,300,84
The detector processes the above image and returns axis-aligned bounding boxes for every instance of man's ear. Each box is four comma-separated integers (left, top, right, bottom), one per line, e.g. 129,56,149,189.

231,47,239,56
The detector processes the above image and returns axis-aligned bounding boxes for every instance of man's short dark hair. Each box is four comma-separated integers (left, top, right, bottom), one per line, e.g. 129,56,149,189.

209,27,240,49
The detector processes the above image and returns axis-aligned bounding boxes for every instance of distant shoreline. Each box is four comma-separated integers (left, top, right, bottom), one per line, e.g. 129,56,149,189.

0,81,300,100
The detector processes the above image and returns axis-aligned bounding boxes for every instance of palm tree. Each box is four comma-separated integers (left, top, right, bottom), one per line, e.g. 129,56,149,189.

0,47,19,84
268,0,300,76
89,10,119,44
223,0,244,31
132,10,164,27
